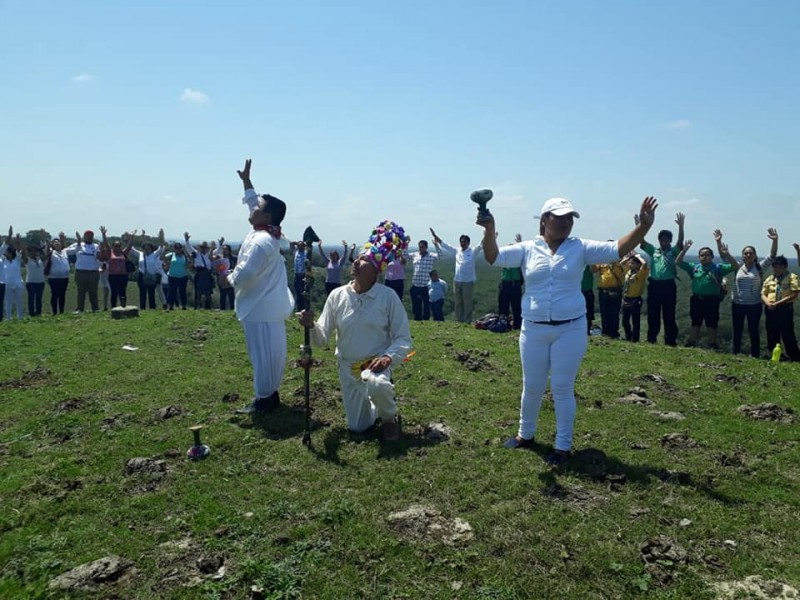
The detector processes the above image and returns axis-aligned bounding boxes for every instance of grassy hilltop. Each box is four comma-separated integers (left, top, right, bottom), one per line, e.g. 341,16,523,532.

0,310,798,599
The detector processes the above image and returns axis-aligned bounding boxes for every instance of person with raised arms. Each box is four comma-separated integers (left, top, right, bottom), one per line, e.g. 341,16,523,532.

479,196,658,466
230,159,295,415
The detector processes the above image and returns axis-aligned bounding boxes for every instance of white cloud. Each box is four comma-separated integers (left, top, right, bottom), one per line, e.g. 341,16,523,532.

181,88,209,104
664,197,701,208
72,73,94,83
664,119,691,130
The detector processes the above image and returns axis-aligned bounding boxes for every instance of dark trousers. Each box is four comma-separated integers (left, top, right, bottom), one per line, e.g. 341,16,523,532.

194,270,213,309
0,283,4,320
582,289,595,333
647,279,678,345
108,273,129,308
219,286,235,310
75,270,99,312
294,273,307,311
138,274,158,309
168,276,188,308
732,302,763,357
26,282,45,316
765,304,800,361
431,299,444,321
498,280,522,329
622,296,643,342
48,278,68,314
410,285,430,320
598,288,622,338
385,279,404,300
324,282,340,296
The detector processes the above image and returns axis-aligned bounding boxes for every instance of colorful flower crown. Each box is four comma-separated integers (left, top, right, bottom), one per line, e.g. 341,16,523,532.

360,220,410,272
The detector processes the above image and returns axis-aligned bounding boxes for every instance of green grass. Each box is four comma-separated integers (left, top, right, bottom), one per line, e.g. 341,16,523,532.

0,310,798,599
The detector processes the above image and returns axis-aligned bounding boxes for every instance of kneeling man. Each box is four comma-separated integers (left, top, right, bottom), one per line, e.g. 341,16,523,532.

299,221,412,440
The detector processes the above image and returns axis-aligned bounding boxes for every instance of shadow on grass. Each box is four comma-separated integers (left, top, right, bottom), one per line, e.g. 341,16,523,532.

307,423,447,465
529,445,743,505
230,404,327,442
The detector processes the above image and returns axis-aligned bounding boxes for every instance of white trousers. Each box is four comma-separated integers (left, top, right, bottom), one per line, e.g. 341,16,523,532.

4,285,24,320
242,320,287,398
336,360,397,432
518,317,587,451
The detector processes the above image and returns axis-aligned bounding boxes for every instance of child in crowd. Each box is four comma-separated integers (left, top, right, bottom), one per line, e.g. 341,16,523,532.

427,269,448,322
621,253,649,342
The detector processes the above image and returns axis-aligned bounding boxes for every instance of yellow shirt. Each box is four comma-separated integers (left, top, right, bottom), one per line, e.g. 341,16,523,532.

597,263,624,289
623,264,649,298
761,272,800,303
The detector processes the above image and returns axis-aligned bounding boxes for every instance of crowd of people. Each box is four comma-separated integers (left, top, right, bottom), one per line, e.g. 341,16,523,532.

2,212,800,365
3,163,800,466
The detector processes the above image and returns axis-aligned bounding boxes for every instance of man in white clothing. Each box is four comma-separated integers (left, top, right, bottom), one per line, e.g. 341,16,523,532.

430,228,483,323
231,159,296,414
298,220,412,440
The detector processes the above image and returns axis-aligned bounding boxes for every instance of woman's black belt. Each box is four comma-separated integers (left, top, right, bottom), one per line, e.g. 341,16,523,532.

532,316,583,326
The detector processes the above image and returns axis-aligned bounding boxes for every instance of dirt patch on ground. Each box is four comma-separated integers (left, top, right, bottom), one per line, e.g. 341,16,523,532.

189,328,209,341
650,411,685,421
56,397,86,412
712,575,799,599
156,405,184,420
123,457,172,493
0,366,50,390
737,403,795,423
617,386,654,406
661,432,700,449
154,537,226,589
714,446,750,468
640,535,688,585
714,374,740,384
221,391,240,404
540,482,608,508
387,505,473,546
48,555,137,592
453,349,493,372
100,414,128,431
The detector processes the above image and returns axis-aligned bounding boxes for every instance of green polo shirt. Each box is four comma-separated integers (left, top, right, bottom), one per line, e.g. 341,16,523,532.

679,261,734,296
501,267,522,282
581,265,594,292
642,242,680,281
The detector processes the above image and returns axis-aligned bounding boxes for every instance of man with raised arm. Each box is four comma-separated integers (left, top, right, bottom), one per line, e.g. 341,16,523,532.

430,228,483,323
230,159,295,415
640,212,685,345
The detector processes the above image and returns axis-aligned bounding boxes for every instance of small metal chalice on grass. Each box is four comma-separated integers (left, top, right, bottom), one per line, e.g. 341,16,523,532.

187,425,211,460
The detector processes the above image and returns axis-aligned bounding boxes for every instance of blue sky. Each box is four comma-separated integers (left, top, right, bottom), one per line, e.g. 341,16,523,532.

2,0,799,258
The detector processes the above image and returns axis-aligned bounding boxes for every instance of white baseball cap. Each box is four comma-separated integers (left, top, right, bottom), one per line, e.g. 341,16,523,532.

539,197,580,218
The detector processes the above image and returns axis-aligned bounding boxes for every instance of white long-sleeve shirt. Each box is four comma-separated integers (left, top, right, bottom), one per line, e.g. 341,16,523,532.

130,247,164,275
228,228,294,322
438,240,483,283
47,250,71,278
184,240,214,269
309,281,412,365
495,236,619,322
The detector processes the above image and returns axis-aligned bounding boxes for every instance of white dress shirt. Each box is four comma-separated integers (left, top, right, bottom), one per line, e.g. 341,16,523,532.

309,281,412,365
228,229,294,322
495,236,619,322
438,240,483,283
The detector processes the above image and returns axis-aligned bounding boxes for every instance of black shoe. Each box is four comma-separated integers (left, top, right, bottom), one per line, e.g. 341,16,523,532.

235,392,280,414
504,435,535,449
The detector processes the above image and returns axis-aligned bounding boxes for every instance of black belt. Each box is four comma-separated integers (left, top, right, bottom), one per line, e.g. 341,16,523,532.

533,316,583,326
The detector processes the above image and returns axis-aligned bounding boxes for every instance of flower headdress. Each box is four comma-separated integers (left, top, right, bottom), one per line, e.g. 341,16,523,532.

360,220,410,272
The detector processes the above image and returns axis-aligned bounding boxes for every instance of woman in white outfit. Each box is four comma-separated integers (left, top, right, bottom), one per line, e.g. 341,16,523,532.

479,196,658,466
